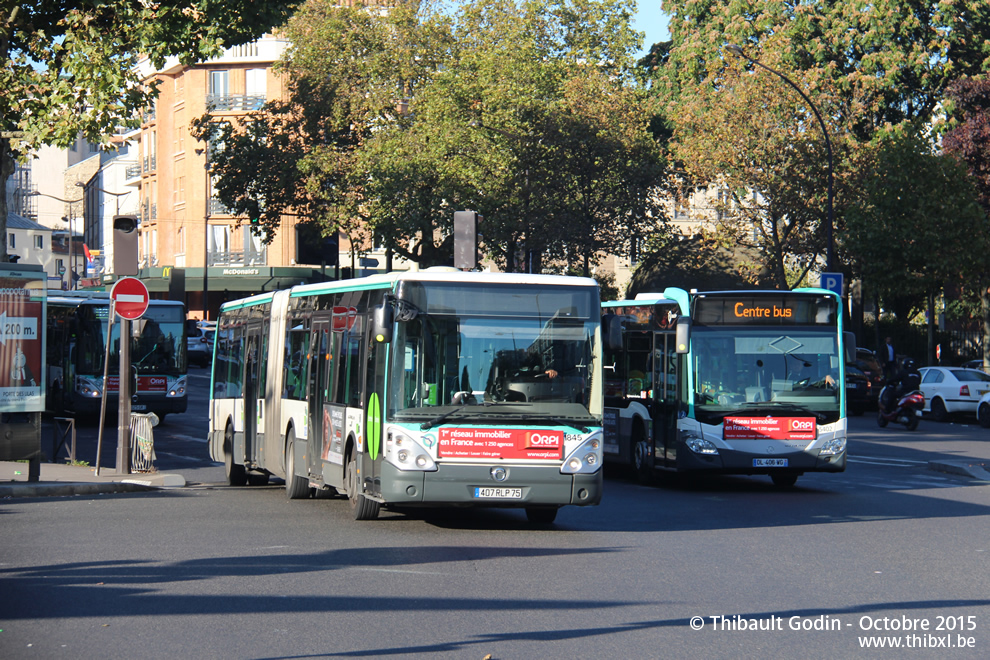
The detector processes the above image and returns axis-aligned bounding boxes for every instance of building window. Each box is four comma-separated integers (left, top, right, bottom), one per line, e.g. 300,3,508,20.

34,235,43,249
246,69,266,109
174,176,186,207
209,70,229,96
7,233,13,249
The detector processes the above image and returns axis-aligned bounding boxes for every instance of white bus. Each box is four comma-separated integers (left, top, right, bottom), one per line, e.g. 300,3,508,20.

602,288,850,487
209,269,604,522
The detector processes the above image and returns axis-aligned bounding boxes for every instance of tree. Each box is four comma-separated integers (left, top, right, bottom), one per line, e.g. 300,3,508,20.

0,1,298,262
665,51,845,288
194,0,457,259
199,0,667,272
942,76,990,368
653,1,990,287
843,130,990,362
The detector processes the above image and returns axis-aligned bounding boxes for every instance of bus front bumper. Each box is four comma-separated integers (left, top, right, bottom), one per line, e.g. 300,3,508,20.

379,461,603,507
72,393,188,416
677,444,847,474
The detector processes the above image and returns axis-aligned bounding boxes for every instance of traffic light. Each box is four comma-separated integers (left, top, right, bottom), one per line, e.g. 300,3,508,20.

113,215,139,276
296,223,339,267
454,211,480,270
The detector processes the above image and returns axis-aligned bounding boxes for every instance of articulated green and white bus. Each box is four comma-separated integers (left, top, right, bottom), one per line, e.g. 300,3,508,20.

209,269,604,522
602,287,851,487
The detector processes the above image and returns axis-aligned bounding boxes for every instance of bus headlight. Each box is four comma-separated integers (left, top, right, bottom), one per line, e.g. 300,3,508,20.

819,437,846,456
75,376,103,397
561,432,603,474
167,376,188,397
385,430,436,471
683,431,719,455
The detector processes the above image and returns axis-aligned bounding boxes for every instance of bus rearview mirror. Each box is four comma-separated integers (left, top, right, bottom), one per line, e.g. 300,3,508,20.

675,317,691,354
373,304,394,343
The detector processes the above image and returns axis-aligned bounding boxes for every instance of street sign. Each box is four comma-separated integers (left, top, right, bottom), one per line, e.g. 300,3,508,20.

820,272,844,298
111,277,149,320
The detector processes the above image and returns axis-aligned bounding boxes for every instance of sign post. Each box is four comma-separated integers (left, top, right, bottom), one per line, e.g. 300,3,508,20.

110,277,149,474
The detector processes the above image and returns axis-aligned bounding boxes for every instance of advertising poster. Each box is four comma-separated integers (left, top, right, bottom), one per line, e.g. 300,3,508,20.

723,416,817,441
0,270,46,413
439,428,563,460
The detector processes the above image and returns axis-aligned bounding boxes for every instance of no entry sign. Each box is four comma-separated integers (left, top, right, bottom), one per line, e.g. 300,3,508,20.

111,277,149,320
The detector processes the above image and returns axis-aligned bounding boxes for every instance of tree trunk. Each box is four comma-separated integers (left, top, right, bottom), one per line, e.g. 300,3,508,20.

1,139,14,262
983,284,990,371
927,289,936,365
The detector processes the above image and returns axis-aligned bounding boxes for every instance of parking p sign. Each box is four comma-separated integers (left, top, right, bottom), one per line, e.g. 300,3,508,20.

820,272,843,298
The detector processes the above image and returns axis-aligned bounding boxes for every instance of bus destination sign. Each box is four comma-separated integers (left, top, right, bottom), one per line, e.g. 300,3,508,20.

694,295,837,326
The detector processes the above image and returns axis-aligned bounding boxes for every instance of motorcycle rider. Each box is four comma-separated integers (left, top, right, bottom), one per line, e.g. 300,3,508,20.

882,358,921,410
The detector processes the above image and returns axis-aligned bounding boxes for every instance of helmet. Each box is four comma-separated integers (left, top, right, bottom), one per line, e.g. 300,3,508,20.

902,358,917,371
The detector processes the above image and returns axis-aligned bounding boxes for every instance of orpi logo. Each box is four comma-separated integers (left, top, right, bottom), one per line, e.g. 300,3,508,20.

790,419,815,431
524,431,562,450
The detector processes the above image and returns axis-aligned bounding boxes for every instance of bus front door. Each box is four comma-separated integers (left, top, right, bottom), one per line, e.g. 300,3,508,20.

653,331,680,467
243,329,262,465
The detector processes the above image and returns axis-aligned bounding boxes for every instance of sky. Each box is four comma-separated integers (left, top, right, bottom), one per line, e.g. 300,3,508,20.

633,4,670,54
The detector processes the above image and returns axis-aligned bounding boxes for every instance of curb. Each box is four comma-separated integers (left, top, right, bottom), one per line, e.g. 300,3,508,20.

0,481,157,498
928,460,990,481
0,474,187,499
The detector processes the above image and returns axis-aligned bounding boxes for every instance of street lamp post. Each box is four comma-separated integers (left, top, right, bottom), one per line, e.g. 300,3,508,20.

29,190,84,289
725,44,835,273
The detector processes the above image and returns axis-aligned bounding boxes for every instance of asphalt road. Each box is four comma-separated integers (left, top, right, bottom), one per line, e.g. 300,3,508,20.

2,369,988,659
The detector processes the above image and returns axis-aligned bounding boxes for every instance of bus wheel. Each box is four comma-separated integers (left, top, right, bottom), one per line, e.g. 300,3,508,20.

632,428,652,484
525,506,558,524
284,430,310,500
345,454,380,520
771,472,799,488
224,424,247,487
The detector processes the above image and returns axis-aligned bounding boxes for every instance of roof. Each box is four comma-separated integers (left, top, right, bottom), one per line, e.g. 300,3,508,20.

6,213,51,232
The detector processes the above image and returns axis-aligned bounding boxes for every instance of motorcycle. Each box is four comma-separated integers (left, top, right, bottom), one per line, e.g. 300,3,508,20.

876,385,924,431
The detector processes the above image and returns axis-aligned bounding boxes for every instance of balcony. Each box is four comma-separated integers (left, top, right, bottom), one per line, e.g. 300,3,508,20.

206,94,266,112
209,198,234,216
208,248,267,267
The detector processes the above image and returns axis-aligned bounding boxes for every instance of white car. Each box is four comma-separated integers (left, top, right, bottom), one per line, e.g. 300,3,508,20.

918,366,990,422
186,320,216,367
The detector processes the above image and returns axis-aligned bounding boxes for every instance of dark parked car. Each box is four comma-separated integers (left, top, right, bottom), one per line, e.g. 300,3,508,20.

845,364,872,416
851,348,884,408
961,359,988,374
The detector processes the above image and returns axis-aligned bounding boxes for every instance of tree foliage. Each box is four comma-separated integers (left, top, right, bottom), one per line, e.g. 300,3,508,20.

942,75,990,366
666,51,846,288
843,131,990,301
943,76,990,214
0,1,299,261
198,0,668,271
653,0,990,289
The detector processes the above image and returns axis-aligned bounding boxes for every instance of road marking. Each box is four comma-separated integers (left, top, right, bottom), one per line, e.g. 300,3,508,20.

848,455,928,466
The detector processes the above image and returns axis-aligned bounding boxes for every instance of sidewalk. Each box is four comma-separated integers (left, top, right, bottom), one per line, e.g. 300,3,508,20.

0,460,186,499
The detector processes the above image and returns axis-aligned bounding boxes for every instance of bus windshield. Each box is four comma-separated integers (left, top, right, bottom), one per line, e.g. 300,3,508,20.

691,326,841,423
75,304,185,376
390,289,600,426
